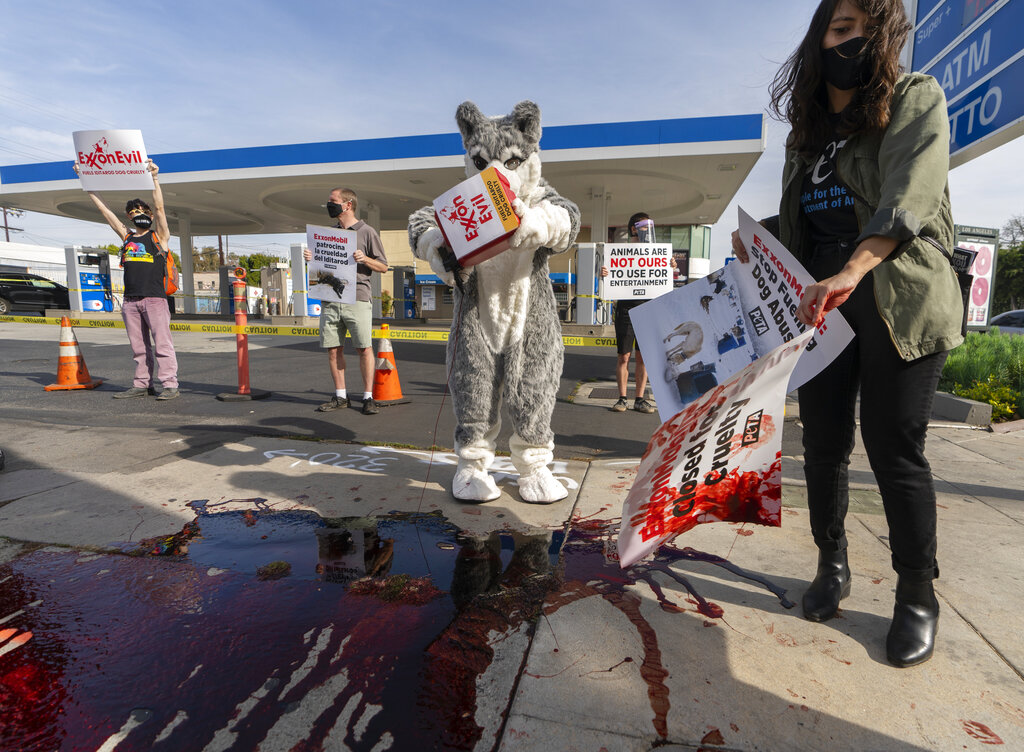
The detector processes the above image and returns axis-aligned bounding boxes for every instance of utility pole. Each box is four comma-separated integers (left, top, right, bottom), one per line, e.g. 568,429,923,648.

1,207,24,242
218,235,225,266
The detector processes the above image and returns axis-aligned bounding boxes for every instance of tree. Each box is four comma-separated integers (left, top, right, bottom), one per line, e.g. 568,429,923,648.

1001,214,1024,248
236,253,284,287
991,244,1024,314
192,246,221,273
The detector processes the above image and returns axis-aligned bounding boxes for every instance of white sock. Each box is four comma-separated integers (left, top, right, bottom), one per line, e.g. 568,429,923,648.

363,391,373,401
336,389,346,398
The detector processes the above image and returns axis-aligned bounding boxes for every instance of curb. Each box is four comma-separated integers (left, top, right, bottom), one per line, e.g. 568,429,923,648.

932,391,992,426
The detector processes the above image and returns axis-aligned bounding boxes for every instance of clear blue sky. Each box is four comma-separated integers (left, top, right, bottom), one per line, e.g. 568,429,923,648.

1,0,1020,266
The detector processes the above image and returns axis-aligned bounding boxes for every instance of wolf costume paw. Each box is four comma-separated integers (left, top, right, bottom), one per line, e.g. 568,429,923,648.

510,198,573,253
511,437,567,503
452,463,502,501
415,227,456,286
517,466,568,503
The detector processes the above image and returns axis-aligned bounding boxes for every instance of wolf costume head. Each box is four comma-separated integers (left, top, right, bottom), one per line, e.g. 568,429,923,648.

455,100,543,202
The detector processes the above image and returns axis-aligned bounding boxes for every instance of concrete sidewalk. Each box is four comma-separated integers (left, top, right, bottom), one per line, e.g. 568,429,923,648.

1,323,1023,750
1,415,1021,751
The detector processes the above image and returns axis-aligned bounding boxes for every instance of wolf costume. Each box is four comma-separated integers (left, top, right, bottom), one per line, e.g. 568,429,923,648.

408,101,580,503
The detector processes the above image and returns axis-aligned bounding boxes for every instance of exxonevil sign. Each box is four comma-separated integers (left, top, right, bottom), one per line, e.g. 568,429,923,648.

71,129,153,191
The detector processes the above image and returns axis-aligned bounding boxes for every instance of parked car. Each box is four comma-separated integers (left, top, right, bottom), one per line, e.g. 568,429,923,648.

988,309,1024,335
0,272,70,315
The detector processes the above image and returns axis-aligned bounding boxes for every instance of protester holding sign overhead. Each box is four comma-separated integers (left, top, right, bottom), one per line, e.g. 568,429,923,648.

731,0,963,667
76,159,180,401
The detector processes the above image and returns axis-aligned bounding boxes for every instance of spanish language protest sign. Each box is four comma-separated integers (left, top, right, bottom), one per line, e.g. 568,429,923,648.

72,130,152,191
630,207,854,422
306,225,357,304
617,329,814,568
600,243,674,301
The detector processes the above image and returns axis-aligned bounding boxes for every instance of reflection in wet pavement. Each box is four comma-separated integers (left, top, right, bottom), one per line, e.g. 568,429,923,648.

0,501,793,750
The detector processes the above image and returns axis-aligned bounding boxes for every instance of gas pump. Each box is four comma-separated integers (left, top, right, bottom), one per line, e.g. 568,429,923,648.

391,266,416,319
289,242,321,317
64,246,113,312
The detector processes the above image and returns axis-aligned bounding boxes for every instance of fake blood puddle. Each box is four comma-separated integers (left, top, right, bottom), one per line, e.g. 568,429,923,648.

0,501,792,751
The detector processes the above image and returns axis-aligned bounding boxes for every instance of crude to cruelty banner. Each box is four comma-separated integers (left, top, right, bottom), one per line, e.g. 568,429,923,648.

306,225,357,304
630,207,854,422
600,243,674,301
617,329,815,568
72,130,152,191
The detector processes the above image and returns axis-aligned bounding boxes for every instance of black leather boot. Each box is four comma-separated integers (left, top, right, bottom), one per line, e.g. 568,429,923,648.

886,577,939,667
802,549,851,622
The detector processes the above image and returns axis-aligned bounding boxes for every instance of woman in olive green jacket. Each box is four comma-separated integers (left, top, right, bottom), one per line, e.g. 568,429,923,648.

732,0,962,668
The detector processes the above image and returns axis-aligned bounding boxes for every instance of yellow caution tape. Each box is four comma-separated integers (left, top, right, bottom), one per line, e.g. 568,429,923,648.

0,315,614,347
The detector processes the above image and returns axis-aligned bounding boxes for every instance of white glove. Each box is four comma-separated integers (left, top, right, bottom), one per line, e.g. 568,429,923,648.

415,227,455,287
509,199,572,253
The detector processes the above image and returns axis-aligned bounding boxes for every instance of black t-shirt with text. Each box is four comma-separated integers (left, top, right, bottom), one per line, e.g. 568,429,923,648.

121,230,167,298
800,116,860,246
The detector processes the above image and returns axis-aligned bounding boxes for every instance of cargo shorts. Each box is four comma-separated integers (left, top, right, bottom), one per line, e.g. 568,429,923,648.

319,301,372,350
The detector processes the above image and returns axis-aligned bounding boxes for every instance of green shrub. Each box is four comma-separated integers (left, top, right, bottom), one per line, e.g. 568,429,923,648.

941,330,1024,421
952,377,1020,422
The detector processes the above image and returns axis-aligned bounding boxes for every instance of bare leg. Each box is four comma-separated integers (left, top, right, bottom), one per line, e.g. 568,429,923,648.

327,347,345,390
358,346,375,394
616,352,631,397
634,350,648,399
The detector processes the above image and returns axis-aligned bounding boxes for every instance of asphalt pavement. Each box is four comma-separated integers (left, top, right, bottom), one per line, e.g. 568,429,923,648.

1,319,1023,751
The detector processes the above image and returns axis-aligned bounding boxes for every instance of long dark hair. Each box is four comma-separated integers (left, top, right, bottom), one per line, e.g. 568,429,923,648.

769,0,911,156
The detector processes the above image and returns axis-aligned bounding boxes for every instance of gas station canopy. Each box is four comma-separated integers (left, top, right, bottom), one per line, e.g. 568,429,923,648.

0,114,765,236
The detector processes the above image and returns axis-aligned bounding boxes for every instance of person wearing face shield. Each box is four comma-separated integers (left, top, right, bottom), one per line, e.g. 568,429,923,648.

77,159,180,400
730,0,963,667
303,188,389,415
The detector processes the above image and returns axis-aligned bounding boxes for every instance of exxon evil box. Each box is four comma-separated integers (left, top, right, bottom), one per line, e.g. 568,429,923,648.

434,166,520,267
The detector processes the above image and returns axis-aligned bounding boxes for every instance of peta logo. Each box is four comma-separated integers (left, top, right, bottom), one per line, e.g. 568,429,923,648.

78,137,144,170
749,306,770,336
741,409,764,447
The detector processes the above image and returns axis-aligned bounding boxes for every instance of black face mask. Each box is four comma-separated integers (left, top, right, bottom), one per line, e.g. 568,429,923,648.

822,36,871,90
326,201,345,219
131,214,153,229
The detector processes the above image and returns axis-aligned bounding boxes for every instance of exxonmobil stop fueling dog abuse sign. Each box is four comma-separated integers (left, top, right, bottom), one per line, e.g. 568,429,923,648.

433,166,520,267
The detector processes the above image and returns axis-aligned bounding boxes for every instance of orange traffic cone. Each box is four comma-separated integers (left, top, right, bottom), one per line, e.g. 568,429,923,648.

44,317,103,391
372,324,409,406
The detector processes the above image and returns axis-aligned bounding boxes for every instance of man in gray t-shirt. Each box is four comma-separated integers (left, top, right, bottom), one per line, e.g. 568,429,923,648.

304,188,388,415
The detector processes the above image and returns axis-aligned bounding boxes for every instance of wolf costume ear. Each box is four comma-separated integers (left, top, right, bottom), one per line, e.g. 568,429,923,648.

510,101,541,145
456,101,489,147
455,100,543,149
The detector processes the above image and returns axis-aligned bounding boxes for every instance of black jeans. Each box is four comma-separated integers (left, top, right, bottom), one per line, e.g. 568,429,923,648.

799,243,947,580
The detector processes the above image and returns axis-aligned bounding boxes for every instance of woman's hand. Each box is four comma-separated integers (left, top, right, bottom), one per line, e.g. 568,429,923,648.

730,230,749,263
797,267,864,327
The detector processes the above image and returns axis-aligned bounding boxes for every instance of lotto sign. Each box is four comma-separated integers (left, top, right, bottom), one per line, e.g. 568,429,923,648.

600,244,674,301
306,225,357,304
72,130,152,191
433,166,520,266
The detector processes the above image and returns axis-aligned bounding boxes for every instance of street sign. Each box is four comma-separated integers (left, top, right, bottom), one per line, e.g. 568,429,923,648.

908,0,1024,166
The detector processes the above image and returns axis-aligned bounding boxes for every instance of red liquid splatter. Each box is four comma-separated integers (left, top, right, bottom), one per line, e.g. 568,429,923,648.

0,503,796,749
961,719,1004,745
